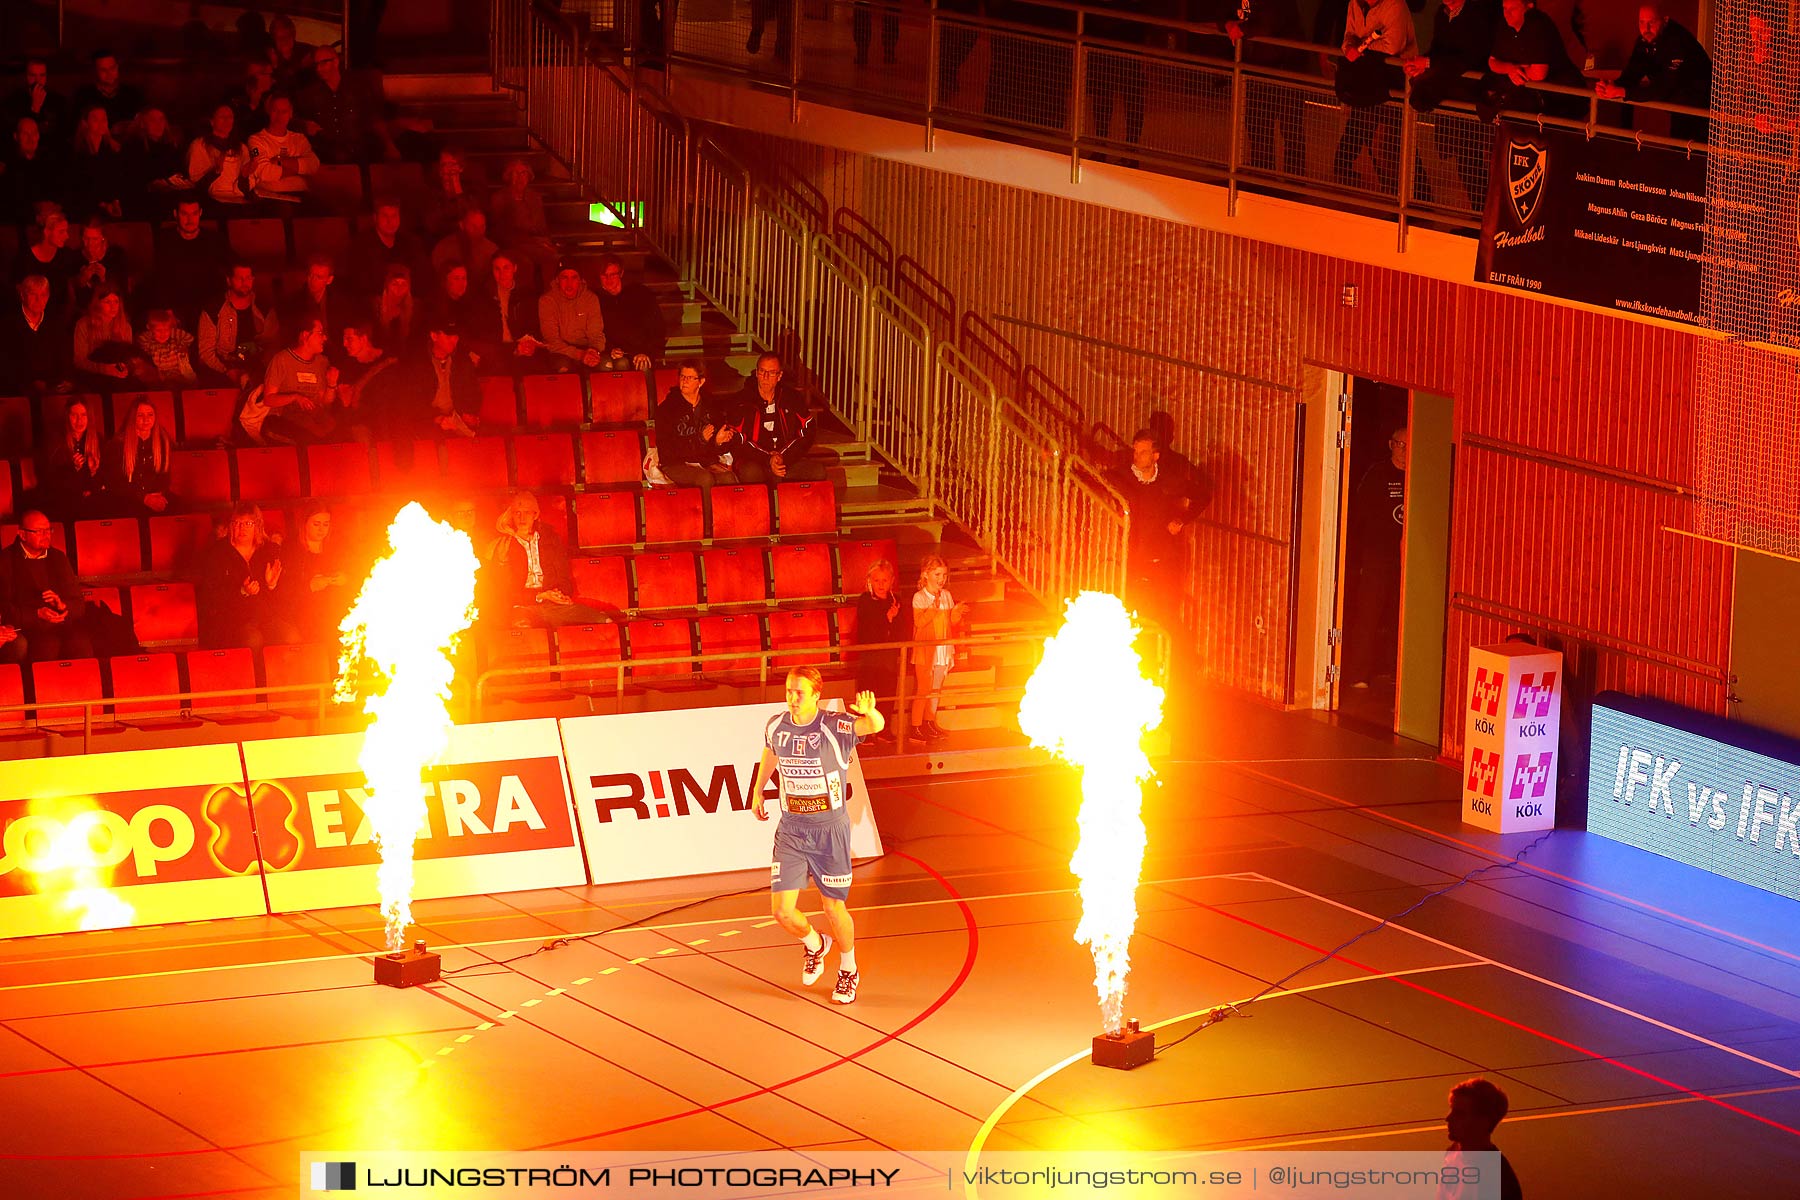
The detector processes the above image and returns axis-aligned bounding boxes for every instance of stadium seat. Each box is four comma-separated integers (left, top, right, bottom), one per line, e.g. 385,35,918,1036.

554,623,623,691
73,518,145,577
292,215,353,262
262,642,334,715
148,513,215,573
170,449,233,506
625,618,694,678
184,647,277,723
836,538,899,595
260,507,289,543
110,391,177,441
110,653,203,729
633,551,698,610
650,367,683,405
310,164,365,212
777,481,838,536
771,543,833,600
0,663,24,732
369,161,427,210
570,556,630,615
226,217,289,267
305,442,374,497
443,437,510,490
129,582,199,645
32,658,106,728
769,609,833,667
178,388,240,443
710,485,772,541
102,221,154,275
0,396,29,456
0,467,15,522
537,493,571,541
513,433,578,489
236,445,303,503
702,547,769,606
643,487,703,543
79,584,122,617
485,627,552,669
579,429,641,486
697,614,763,675
479,376,521,431
836,602,858,645
589,371,651,424
376,439,443,491
573,491,638,548
521,374,585,428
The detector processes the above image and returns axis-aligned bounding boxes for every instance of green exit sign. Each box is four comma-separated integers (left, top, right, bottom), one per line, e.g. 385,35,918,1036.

590,201,645,227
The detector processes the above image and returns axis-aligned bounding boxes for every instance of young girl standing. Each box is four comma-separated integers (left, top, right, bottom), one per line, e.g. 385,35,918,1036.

910,554,968,742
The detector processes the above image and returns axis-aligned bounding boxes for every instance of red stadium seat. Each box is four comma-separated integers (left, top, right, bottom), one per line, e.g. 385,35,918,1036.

579,429,641,486
710,485,771,541
0,467,15,522
633,551,698,611
521,374,586,428
0,395,30,456
110,653,202,729
0,663,23,730
769,609,833,667
170,449,232,506
263,642,334,715
292,215,353,262
570,556,630,615
310,164,364,212
650,367,682,406
836,602,858,645
771,543,833,600
479,376,521,431
178,388,240,443
573,491,638,548
485,627,552,669
80,585,122,617
589,371,651,424
110,391,177,441
777,481,838,536
836,538,899,595
513,433,578,489
697,614,763,675
129,582,199,645
643,487,703,543
149,513,215,573
102,221,154,277
184,648,276,722
73,518,144,577
235,446,303,503
702,548,769,606
537,493,571,541
443,437,510,490
369,161,427,210
377,439,443,491
32,658,106,727
554,623,623,691
626,618,694,677
305,442,373,497
227,217,288,267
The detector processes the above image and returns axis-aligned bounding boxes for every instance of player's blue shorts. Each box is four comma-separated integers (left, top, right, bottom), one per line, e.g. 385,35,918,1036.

771,817,854,900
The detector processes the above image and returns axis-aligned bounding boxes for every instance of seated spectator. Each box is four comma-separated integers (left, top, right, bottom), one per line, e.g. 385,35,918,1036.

654,361,738,489
188,104,249,202
537,264,607,370
72,216,132,310
246,94,319,200
370,263,418,350
481,491,605,627
909,554,966,742
280,253,351,348
136,308,199,386
728,352,825,482
1,116,65,227
2,57,71,150
0,275,72,394
425,261,480,344
72,49,146,135
107,396,176,513
337,319,403,442
467,249,541,371
154,198,228,324
350,197,425,295
488,159,559,287
267,15,316,89
198,261,278,388
1405,0,1500,204
852,557,905,742
2,510,94,661
68,104,127,219
251,316,341,444
122,106,188,216
10,209,76,311
595,255,666,370
72,283,141,387
296,45,399,164
1485,0,1582,117
432,202,498,283
398,316,482,437
197,502,299,651
1595,3,1711,141
35,397,107,521
422,147,484,241
226,57,276,137
279,502,354,639
1332,0,1417,192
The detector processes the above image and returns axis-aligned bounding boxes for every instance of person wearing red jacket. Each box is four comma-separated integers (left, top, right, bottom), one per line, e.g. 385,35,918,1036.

728,352,825,483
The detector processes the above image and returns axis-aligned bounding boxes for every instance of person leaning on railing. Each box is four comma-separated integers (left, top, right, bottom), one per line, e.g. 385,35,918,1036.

1593,3,1711,142
1333,0,1419,193
1229,0,1311,179
1481,0,1583,120
1401,0,1497,206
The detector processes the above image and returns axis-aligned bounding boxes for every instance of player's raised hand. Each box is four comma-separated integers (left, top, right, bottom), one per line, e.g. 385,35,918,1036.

849,690,877,717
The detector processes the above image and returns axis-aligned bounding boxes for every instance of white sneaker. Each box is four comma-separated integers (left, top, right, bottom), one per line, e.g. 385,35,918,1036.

831,968,859,1004
801,934,834,986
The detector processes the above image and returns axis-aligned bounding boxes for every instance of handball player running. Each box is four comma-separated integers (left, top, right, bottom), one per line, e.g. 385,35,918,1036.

750,666,884,1003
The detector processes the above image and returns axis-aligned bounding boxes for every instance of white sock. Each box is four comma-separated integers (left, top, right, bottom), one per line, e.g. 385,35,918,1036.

839,949,857,974
802,929,823,953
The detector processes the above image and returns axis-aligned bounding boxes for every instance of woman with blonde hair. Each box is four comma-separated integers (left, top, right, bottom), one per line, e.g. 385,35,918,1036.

910,554,968,742
197,502,297,650
72,282,141,386
852,557,905,744
107,395,176,514
36,397,107,519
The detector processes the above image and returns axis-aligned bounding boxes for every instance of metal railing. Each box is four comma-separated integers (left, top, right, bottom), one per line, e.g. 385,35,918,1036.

0,681,339,756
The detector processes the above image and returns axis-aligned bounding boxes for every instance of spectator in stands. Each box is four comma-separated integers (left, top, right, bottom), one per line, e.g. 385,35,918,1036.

280,254,349,348
482,491,605,627
425,261,478,343
1110,427,1196,637
73,217,131,310
468,249,541,371
68,104,127,220
35,398,107,521
655,362,738,489
2,510,93,661
909,554,965,742
935,0,981,100
1595,4,1711,141
1332,0,1417,192
1404,0,1499,205
227,57,276,137
538,264,607,370
136,308,199,386
370,263,417,350
10,206,76,309
729,352,824,483
595,255,666,370
154,198,228,324
1086,0,1163,155
1485,0,1582,117
3,58,71,150
351,197,425,295
338,318,403,442
488,159,559,288
2,117,64,227
852,558,905,743
0,275,72,393
853,0,900,66
397,315,482,437
267,15,316,88
1745,8,1792,143
433,202,498,284
122,107,187,217
246,95,320,200
72,283,141,387
198,261,277,388
296,45,400,164
255,316,341,443
188,104,249,202
1230,0,1309,179
279,502,354,640
197,502,299,651
108,396,176,514
746,0,793,60
72,50,146,135
423,147,484,241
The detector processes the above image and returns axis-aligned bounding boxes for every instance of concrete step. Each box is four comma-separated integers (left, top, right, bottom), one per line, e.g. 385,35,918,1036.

383,72,504,102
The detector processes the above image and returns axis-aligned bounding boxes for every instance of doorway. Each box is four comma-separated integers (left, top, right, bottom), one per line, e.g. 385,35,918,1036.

1337,379,1410,729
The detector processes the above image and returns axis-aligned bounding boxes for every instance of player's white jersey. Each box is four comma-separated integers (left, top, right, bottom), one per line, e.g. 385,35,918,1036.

765,710,861,819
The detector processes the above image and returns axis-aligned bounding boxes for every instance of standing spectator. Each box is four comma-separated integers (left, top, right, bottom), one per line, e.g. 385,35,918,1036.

267,15,316,88
279,502,355,639
10,208,77,310
253,317,341,443
852,558,906,742
245,95,320,200
1595,4,1711,141
0,276,72,393
655,362,738,489
68,104,127,220
595,255,667,369
1,511,93,661
729,352,825,483
468,250,541,371
35,398,107,521
122,107,187,217
1404,0,1499,205
433,202,499,283
537,264,607,370
136,308,199,386
198,261,277,388
746,0,793,60
853,0,900,66
488,159,559,288
1087,0,1167,155
935,0,982,100
350,197,425,295
1485,0,1582,117
482,492,605,627
154,198,228,325
1443,1079,1525,1200
187,104,248,202
1343,425,1407,689
422,147,484,241
279,254,350,348
1231,0,1311,178
2,58,71,150
1,117,64,228
107,397,176,514
909,554,966,742
397,316,482,437
71,284,140,387
296,45,400,164
227,57,276,137
72,50,146,134
1109,428,1197,639
196,503,298,650
369,263,417,350
1332,0,1417,193
72,217,132,310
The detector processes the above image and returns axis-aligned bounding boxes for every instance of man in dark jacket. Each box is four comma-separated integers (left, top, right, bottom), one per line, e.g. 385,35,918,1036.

467,249,542,373
2,511,92,661
729,353,825,483
654,361,738,489
397,317,483,438
481,491,605,628
1108,428,1200,639
152,198,227,327
595,255,667,369
0,274,72,394
1403,0,1498,204
1595,4,1711,140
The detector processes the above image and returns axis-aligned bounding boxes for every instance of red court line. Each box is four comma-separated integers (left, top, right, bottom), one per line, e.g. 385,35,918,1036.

527,848,980,1149
1197,898,1800,1139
